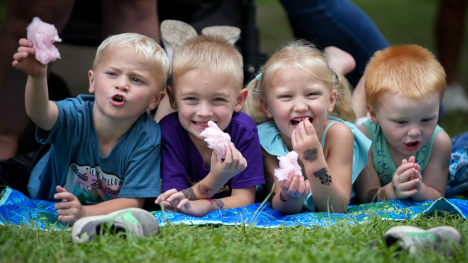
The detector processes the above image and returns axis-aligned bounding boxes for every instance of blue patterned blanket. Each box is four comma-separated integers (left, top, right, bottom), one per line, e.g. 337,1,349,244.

1,187,467,230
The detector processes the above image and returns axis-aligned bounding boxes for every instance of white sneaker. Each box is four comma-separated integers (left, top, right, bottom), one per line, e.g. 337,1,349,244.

382,225,462,255
160,20,198,70
201,26,241,45
443,83,468,112
71,208,159,243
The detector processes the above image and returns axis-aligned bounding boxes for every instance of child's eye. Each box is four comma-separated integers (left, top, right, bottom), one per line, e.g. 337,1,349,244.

307,93,318,97
185,97,197,101
213,98,226,102
280,95,292,99
106,72,117,77
396,120,407,124
421,118,434,123
132,78,143,84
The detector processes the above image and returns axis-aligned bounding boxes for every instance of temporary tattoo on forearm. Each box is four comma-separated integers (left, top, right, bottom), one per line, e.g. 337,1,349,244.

304,149,318,162
212,199,225,209
182,187,198,200
366,188,379,203
279,191,287,202
197,183,213,197
379,189,386,201
206,199,214,205
313,168,332,185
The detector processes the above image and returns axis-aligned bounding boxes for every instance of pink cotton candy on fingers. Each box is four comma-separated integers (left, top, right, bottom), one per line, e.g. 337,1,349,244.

27,17,62,65
274,151,302,182
200,121,234,160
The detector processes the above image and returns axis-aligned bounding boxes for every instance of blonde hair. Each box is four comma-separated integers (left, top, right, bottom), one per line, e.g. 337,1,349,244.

93,33,170,91
171,35,243,89
244,40,356,124
364,45,446,109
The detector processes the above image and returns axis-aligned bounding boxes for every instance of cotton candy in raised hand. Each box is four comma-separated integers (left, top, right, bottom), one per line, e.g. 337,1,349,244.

200,121,234,160
274,151,302,182
26,17,62,65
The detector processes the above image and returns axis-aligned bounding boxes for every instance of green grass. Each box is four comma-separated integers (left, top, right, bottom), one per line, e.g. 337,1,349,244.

1,214,467,262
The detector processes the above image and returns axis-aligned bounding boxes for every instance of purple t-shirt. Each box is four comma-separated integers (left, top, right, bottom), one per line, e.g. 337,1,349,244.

160,112,265,199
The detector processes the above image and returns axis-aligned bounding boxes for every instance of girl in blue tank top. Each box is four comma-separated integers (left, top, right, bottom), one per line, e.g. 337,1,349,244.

243,40,371,214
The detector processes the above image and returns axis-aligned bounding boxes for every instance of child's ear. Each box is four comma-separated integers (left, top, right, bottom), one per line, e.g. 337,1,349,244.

234,88,248,112
88,70,95,94
260,97,273,118
367,105,379,124
166,85,178,110
327,89,338,113
148,89,166,111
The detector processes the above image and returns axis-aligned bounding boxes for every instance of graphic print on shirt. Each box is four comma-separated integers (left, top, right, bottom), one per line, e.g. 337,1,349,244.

63,162,123,204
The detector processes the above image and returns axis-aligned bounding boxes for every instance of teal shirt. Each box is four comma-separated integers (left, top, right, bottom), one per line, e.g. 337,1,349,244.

362,119,443,186
257,116,371,211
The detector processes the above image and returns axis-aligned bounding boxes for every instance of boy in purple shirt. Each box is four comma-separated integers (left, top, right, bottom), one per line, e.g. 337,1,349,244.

155,36,264,217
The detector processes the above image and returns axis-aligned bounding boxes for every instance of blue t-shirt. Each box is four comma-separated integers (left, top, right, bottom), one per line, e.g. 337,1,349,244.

27,95,161,204
160,112,265,199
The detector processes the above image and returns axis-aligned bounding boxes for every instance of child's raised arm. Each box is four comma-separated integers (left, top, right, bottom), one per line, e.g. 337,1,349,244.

12,38,58,131
294,119,353,213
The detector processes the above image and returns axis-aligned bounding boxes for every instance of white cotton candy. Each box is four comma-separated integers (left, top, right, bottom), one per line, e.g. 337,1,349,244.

200,121,234,160
274,151,302,182
27,17,62,65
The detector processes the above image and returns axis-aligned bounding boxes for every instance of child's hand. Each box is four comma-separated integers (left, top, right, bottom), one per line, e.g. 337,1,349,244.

292,119,323,164
157,190,194,214
280,173,311,199
210,144,247,180
12,39,47,78
391,160,420,199
54,185,85,223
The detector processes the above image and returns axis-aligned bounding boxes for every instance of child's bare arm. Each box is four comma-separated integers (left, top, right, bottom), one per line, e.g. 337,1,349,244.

262,153,309,214
173,145,247,200
411,131,451,201
355,148,390,203
54,186,144,223
295,120,352,213
12,38,58,131
159,186,256,217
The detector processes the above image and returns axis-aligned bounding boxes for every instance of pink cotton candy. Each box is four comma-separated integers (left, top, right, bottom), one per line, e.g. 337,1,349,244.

200,121,234,160
27,17,62,65
274,151,302,182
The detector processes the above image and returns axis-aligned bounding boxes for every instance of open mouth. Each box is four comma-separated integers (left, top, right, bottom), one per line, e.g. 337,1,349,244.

110,94,126,106
404,141,420,151
291,117,313,127
192,121,217,128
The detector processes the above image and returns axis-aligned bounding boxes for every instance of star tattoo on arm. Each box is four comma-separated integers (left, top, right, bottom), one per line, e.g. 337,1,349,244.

197,183,213,197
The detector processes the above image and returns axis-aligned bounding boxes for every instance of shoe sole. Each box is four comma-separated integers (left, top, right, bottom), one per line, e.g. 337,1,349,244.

160,20,197,51
71,207,158,244
201,26,241,45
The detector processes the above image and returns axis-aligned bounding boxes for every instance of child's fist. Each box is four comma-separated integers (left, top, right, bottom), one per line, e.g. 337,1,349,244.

292,119,323,164
391,161,420,199
210,144,247,179
12,39,47,78
280,173,311,199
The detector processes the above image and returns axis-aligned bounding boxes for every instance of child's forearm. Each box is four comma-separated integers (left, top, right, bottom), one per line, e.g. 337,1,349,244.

271,190,304,215
25,74,58,131
185,194,254,217
411,184,443,201
183,172,231,200
82,198,145,217
304,159,349,213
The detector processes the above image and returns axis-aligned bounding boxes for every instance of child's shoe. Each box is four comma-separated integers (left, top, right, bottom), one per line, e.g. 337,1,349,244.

160,20,198,69
71,208,159,243
382,225,462,255
201,26,241,45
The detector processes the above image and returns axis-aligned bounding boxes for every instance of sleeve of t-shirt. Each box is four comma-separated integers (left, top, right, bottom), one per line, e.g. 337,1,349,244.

160,122,191,192
35,96,88,146
118,132,162,199
230,118,265,189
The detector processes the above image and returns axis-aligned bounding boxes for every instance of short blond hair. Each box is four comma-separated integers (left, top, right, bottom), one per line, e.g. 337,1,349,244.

244,40,356,124
171,35,243,89
93,33,170,91
364,45,446,109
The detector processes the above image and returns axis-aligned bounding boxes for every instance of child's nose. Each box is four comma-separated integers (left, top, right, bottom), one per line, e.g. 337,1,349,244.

114,78,129,91
293,100,308,112
197,102,212,117
407,125,421,137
